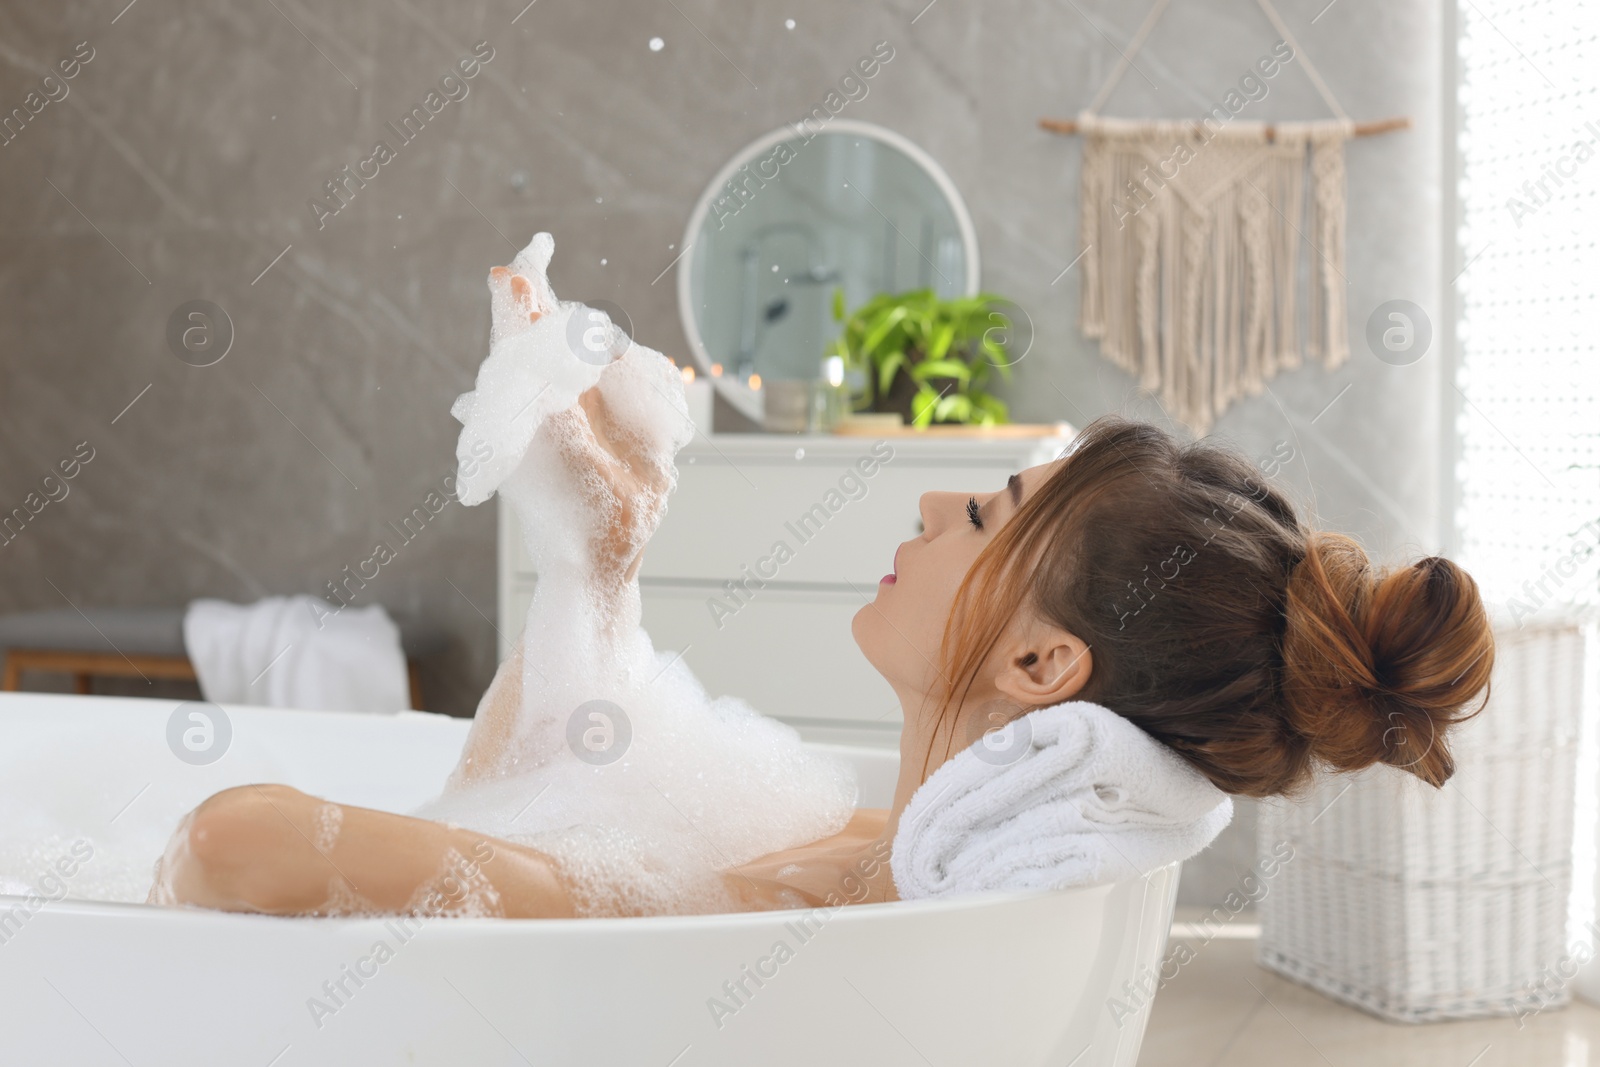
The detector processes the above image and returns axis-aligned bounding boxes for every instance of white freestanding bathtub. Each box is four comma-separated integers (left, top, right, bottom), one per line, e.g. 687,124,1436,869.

0,693,1179,1067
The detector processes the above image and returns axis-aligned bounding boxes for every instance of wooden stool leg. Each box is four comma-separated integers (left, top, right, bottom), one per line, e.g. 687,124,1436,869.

73,673,93,695
407,661,423,711
1,655,19,691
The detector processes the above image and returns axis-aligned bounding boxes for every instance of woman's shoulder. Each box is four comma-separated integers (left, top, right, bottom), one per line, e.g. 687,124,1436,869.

724,809,896,910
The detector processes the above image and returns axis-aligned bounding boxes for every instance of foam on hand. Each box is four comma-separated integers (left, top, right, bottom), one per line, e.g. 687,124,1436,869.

450,233,603,508
416,233,857,917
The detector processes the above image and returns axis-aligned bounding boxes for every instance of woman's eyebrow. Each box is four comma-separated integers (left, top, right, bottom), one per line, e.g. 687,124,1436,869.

979,474,1023,525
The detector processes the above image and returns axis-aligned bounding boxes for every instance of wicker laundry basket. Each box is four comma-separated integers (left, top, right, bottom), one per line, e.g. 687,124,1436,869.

1257,610,1598,1022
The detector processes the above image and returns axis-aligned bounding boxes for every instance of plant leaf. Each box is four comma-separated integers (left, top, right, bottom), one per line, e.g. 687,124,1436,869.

862,305,910,356
912,358,972,384
971,391,1010,425
877,350,907,396
934,394,972,422
831,287,1021,425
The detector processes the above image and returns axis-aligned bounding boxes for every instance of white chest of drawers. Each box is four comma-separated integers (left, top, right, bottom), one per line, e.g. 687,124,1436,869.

498,431,1072,746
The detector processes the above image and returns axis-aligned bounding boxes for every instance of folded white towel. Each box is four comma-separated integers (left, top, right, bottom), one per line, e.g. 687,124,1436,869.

891,700,1233,899
182,596,409,713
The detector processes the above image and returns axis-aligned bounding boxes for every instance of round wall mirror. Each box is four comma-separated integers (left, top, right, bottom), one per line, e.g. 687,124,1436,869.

678,120,980,426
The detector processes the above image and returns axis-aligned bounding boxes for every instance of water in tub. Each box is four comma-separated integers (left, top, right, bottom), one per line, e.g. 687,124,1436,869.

0,234,857,916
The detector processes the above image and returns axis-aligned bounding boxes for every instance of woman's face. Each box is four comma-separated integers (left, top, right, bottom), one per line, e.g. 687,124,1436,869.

852,459,1063,699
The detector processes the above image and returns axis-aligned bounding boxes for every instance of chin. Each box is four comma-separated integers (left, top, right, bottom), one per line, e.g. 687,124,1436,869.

850,604,884,674
853,602,920,697
850,602,870,652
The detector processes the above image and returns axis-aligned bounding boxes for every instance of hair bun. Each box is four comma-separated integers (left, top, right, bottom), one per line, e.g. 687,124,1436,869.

1280,533,1495,787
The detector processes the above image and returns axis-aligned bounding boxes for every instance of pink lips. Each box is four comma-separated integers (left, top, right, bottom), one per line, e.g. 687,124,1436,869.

881,545,901,584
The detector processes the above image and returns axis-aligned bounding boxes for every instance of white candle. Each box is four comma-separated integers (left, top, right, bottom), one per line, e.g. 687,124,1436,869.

681,365,714,436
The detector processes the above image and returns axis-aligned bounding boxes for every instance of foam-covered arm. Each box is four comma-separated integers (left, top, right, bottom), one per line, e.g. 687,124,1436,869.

451,233,692,601
547,352,689,591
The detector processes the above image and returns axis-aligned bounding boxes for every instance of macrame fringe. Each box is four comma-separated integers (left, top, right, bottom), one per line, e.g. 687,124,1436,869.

1079,117,1351,435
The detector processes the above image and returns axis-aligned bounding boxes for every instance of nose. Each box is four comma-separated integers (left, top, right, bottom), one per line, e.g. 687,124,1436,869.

918,491,964,537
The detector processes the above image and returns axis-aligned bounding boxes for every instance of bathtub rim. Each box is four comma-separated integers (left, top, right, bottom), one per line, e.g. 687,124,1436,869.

0,866,1178,936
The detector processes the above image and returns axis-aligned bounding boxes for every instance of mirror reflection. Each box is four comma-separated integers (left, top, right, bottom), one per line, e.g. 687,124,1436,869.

681,122,977,422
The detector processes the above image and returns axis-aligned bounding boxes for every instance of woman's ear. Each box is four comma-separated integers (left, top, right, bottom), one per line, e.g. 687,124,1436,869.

992,618,1093,709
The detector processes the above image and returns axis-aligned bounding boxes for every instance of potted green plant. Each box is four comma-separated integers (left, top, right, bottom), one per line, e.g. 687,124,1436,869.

828,288,1016,428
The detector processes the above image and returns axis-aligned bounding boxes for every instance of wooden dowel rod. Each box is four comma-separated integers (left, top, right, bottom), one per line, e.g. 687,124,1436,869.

1038,115,1411,140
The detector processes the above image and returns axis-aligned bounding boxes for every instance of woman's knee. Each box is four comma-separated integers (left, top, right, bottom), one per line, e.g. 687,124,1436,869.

186,784,316,904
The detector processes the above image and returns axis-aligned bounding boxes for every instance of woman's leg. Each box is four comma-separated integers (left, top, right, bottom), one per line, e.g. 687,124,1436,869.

151,784,575,919
448,640,524,786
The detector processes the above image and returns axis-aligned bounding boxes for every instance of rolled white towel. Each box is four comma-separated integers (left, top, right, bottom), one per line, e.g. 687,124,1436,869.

183,595,410,714
891,700,1233,899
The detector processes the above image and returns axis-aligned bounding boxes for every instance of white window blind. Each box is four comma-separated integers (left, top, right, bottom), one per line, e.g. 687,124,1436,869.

1456,0,1600,615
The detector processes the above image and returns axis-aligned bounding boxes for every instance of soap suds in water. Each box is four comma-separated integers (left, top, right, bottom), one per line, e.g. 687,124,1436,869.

322,875,379,918
404,846,504,918
0,735,297,905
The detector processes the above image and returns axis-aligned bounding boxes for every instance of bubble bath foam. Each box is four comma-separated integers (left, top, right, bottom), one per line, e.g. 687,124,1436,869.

418,233,857,916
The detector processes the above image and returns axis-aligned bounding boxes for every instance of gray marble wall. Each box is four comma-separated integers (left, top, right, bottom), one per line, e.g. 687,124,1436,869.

0,0,1439,904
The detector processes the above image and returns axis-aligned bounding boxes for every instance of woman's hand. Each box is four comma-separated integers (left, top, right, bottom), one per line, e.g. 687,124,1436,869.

491,265,674,592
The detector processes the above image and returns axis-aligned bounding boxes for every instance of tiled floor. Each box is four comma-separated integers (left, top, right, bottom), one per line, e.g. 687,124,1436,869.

1137,934,1600,1066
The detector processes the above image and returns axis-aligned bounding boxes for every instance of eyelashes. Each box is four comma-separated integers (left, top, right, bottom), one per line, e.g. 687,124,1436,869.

966,496,983,530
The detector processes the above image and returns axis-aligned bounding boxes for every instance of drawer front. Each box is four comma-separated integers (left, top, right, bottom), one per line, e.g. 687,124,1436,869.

641,454,1022,587
640,582,901,729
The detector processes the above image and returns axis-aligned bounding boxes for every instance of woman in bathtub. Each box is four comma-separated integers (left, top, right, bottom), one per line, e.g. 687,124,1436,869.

152,267,1495,920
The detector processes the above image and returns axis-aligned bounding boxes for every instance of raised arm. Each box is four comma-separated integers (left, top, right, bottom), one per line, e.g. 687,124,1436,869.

450,264,677,785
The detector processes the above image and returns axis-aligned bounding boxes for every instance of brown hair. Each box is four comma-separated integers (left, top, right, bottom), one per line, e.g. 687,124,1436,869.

937,416,1495,798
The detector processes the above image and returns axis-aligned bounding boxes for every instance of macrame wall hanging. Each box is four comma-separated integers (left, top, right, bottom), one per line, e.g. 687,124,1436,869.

1040,0,1408,434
